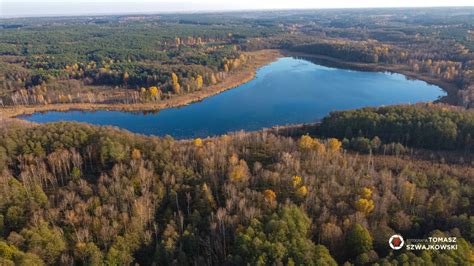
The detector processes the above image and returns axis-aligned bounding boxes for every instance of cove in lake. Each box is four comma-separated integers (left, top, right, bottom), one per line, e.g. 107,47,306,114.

20,57,446,139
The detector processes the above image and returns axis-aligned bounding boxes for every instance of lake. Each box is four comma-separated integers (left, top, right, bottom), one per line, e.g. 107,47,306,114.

20,57,446,139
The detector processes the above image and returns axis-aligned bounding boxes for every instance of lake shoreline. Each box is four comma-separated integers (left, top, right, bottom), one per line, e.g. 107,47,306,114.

283,51,459,105
1,49,459,120
18,57,447,139
0,49,282,118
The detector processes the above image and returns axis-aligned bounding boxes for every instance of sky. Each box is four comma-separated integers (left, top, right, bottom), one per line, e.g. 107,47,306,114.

1,0,473,18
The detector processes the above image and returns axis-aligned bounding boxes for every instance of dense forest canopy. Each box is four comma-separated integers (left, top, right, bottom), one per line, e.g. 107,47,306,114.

0,104,473,265
316,105,474,151
0,8,473,107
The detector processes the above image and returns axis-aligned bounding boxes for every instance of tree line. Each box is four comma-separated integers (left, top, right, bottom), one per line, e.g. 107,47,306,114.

315,104,474,151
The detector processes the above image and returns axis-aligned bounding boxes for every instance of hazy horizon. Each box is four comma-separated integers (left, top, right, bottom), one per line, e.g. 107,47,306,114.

1,1,473,19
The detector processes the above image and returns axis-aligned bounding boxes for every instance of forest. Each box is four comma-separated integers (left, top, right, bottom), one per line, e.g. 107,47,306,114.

316,105,474,151
0,8,473,108
0,15,272,107
0,104,473,265
0,7,473,266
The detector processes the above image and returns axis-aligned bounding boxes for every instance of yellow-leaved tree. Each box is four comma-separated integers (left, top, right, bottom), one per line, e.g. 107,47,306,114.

149,86,160,101
292,175,302,188
296,186,308,198
291,175,308,199
298,135,316,150
171,72,178,84
173,82,181,94
228,154,249,182
361,187,372,199
263,189,276,202
194,138,203,147
196,75,203,89
355,198,375,214
171,73,181,94
298,135,325,153
355,187,375,214
328,138,342,153
123,72,129,84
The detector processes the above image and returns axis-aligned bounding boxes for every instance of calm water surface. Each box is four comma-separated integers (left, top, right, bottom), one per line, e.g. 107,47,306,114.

20,57,446,138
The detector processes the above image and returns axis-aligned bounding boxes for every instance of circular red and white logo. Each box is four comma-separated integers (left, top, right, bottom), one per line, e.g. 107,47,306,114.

389,234,404,250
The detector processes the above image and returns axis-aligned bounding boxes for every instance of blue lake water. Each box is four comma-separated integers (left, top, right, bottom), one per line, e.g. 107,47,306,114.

20,57,446,139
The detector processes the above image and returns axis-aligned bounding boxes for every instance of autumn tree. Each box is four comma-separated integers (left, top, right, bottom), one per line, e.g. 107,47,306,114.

263,189,276,202
193,138,203,147
298,135,325,153
148,86,160,101
328,138,342,152
171,73,181,94
209,73,217,85
298,135,316,150
355,187,375,214
123,72,129,84
196,75,203,89
228,154,249,183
